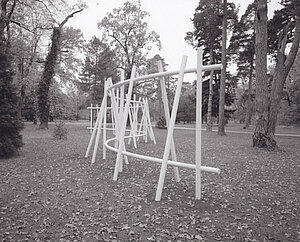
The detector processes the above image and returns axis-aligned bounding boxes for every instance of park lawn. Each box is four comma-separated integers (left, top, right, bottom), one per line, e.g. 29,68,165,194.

0,122,299,241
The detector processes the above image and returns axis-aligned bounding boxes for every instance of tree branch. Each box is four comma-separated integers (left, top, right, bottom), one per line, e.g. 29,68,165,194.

9,19,36,34
284,16,300,70
59,8,84,28
108,33,127,51
7,0,16,21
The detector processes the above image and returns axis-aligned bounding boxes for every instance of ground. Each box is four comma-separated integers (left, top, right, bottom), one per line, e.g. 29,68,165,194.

0,122,299,241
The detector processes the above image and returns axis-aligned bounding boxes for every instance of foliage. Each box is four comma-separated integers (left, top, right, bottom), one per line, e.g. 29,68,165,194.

231,86,255,124
0,0,24,158
98,0,161,78
79,36,117,104
186,0,238,59
22,89,38,123
176,95,196,123
228,2,255,81
200,73,237,120
57,27,85,85
176,82,196,123
0,47,24,158
155,116,166,129
277,62,300,126
53,120,68,140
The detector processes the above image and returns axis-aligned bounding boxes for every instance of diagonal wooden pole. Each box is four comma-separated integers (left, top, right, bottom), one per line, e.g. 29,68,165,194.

90,81,109,164
85,81,108,159
155,56,187,201
113,66,137,181
157,60,180,182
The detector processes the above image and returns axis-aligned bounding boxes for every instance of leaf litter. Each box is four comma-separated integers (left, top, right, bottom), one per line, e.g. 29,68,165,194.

0,122,299,241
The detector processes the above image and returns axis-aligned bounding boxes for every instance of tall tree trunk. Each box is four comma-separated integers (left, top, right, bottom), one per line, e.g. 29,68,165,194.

253,0,275,148
207,48,214,131
37,9,83,129
268,13,300,134
244,58,254,129
17,57,24,120
37,27,61,129
218,0,227,135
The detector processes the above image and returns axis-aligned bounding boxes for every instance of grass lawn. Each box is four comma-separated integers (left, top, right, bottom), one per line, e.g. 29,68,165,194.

0,122,299,241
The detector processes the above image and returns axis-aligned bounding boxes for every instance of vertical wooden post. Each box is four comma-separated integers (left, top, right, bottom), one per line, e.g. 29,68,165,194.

90,103,93,134
195,48,203,199
102,80,108,159
113,66,136,181
155,56,187,201
157,61,180,182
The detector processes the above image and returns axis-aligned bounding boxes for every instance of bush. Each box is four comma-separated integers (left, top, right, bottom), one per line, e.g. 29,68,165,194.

0,46,24,158
53,120,68,140
156,116,167,129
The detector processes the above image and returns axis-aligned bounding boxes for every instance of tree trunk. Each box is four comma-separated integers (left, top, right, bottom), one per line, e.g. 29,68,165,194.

37,9,83,129
218,0,227,135
206,48,214,131
244,58,254,129
253,0,275,148
37,27,61,129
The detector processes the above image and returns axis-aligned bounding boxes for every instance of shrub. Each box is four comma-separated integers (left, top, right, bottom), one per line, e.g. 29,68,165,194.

156,116,167,129
53,120,68,140
0,45,24,158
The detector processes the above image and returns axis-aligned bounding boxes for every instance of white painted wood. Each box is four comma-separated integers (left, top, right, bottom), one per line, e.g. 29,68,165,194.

102,80,108,160
196,48,203,199
113,66,137,181
157,61,180,182
105,137,220,173
155,56,188,201
91,84,108,164
85,92,106,159
108,64,222,90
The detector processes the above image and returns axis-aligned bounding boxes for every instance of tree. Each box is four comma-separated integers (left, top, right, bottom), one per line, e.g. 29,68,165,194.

176,83,196,123
98,0,161,79
56,26,85,86
79,36,117,104
218,0,228,135
0,0,24,157
186,0,237,130
186,0,222,131
229,2,256,128
253,0,300,148
268,0,300,135
37,8,84,129
253,0,272,147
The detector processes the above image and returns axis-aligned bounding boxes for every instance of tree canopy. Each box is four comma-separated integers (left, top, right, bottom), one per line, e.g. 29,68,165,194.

98,0,161,79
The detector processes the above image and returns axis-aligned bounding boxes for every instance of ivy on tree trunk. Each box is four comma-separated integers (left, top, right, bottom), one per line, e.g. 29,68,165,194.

37,27,61,129
37,9,83,129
